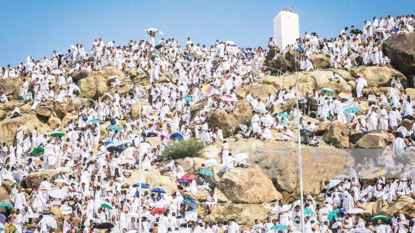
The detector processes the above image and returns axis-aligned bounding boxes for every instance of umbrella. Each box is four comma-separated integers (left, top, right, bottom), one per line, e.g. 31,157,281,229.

126,213,140,219
43,215,57,228
303,208,316,217
106,143,117,151
101,201,113,210
321,88,335,94
182,96,194,102
345,107,359,114
26,214,40,219
225,40,235,46
371,168,387,176
146,122,154,128
108,125,122,131
51,70,62,75
350,29,363,35
151,188,166,193
202,85,214,96
300,129,313,137
327,180,341,191
150,208,166,215
328,209,346,221
48,189,66,199
155,44,164,50
134,183,149,189
0,203,13,209
148,111,158,119
270,225,290,231
371,215,389,223
145,28,164,35
198,169,214,176
347,208,366,214
339,92,352,98
51,131,65,137
96,222,114,229
88,119,100,123
221,95,237,102
185,55,195,59
375,27,387,32
32,146,44,156
153,200,171,209
151,54,159,58
180,174,196,181
184,199,198,207
277,113,291,120
170,133,184,141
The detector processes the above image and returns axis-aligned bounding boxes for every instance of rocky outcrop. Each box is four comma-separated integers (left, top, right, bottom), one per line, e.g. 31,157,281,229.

0,114,51,145
130,101,150,119
323,122,350,148
204,204,267,226
356,133,395,149
361,196,414,217
234,83,276,102
383,33,415,84
22,170,60,189
206,101,253,138
349,66,407,87
0,77,23,99
218,166,282,204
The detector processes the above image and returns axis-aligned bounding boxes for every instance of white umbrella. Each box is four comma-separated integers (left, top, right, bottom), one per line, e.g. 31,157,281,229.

70,45,77,50
375,27,387,32
126,213,140,219
48,188,66,199
153,200,170,209
51,70,62,75
145,28,164,35
26,214,40,219
142,212,156,225
43,215,58,228
347,208,366,214
327,180,341,191
225,40,235,46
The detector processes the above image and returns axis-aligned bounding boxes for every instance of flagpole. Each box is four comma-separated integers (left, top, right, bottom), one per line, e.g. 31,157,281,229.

295,45,305,233
138,88,142,233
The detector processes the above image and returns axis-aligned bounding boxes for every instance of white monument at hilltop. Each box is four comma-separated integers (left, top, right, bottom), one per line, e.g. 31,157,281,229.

273,9,300,50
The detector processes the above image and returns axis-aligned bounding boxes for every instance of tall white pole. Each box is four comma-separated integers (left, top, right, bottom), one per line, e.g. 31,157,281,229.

138,89,142,233
295,49,305,233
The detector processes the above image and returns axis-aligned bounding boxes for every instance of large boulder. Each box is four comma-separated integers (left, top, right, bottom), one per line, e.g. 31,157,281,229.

0,114,51,145
0,77,24,98
206,139,354,196
218,166,282,204
356,133,395,149
78,76,108,99
22,170,60,188
206,101,253,138
0,187,10,202
122,169,176,196
349,66,407,87
383,33,415,83
204,204,267,226
323,122,349,148
309,54,331,69
234,83,276,102
130,101,150,119
361,195,414,217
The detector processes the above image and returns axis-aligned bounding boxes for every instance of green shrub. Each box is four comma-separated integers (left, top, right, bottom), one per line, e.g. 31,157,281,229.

162,139,206,159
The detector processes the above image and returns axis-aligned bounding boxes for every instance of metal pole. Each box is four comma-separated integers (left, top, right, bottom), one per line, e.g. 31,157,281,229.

295,48,305,233
138,89,142,233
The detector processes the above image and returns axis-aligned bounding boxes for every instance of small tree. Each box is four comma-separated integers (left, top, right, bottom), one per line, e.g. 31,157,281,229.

162,139,206,159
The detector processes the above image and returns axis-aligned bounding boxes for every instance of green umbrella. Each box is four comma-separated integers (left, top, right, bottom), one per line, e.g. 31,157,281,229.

51,131,65,137
33,147,44,157
277,113,291,120
371,215,389,223
151,54,159,58
350,29,363,35
302,208,316,217
0,203,13,209
321,88,335,94
155,44,164,50
328,209,339,221
270,225,290,231
198,169,214,176
101,201,113,210
108,125,122,131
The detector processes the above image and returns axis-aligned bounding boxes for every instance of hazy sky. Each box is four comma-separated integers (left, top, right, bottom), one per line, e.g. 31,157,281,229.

1,0,413,67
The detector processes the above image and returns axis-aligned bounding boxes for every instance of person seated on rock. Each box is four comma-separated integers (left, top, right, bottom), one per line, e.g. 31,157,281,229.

276,126,294,141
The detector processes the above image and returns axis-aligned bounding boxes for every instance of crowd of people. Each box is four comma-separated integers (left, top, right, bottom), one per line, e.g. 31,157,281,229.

0,14,415,233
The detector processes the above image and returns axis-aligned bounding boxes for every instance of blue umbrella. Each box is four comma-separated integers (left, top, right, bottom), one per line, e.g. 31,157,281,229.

151,188,166,193
185,55,195,59
277,113,291,120
198,169,214,176
182,96,194,102
108,125,122,131
170,133,184,141
270,225,290,231
210,67,218,72
344,107,359,114
104,141,113,146
89,119,100,123
71,63,81,68
302,208,316,217
0,203,13,209
134,183,149,189
179,180,188,184
184,199,198,207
